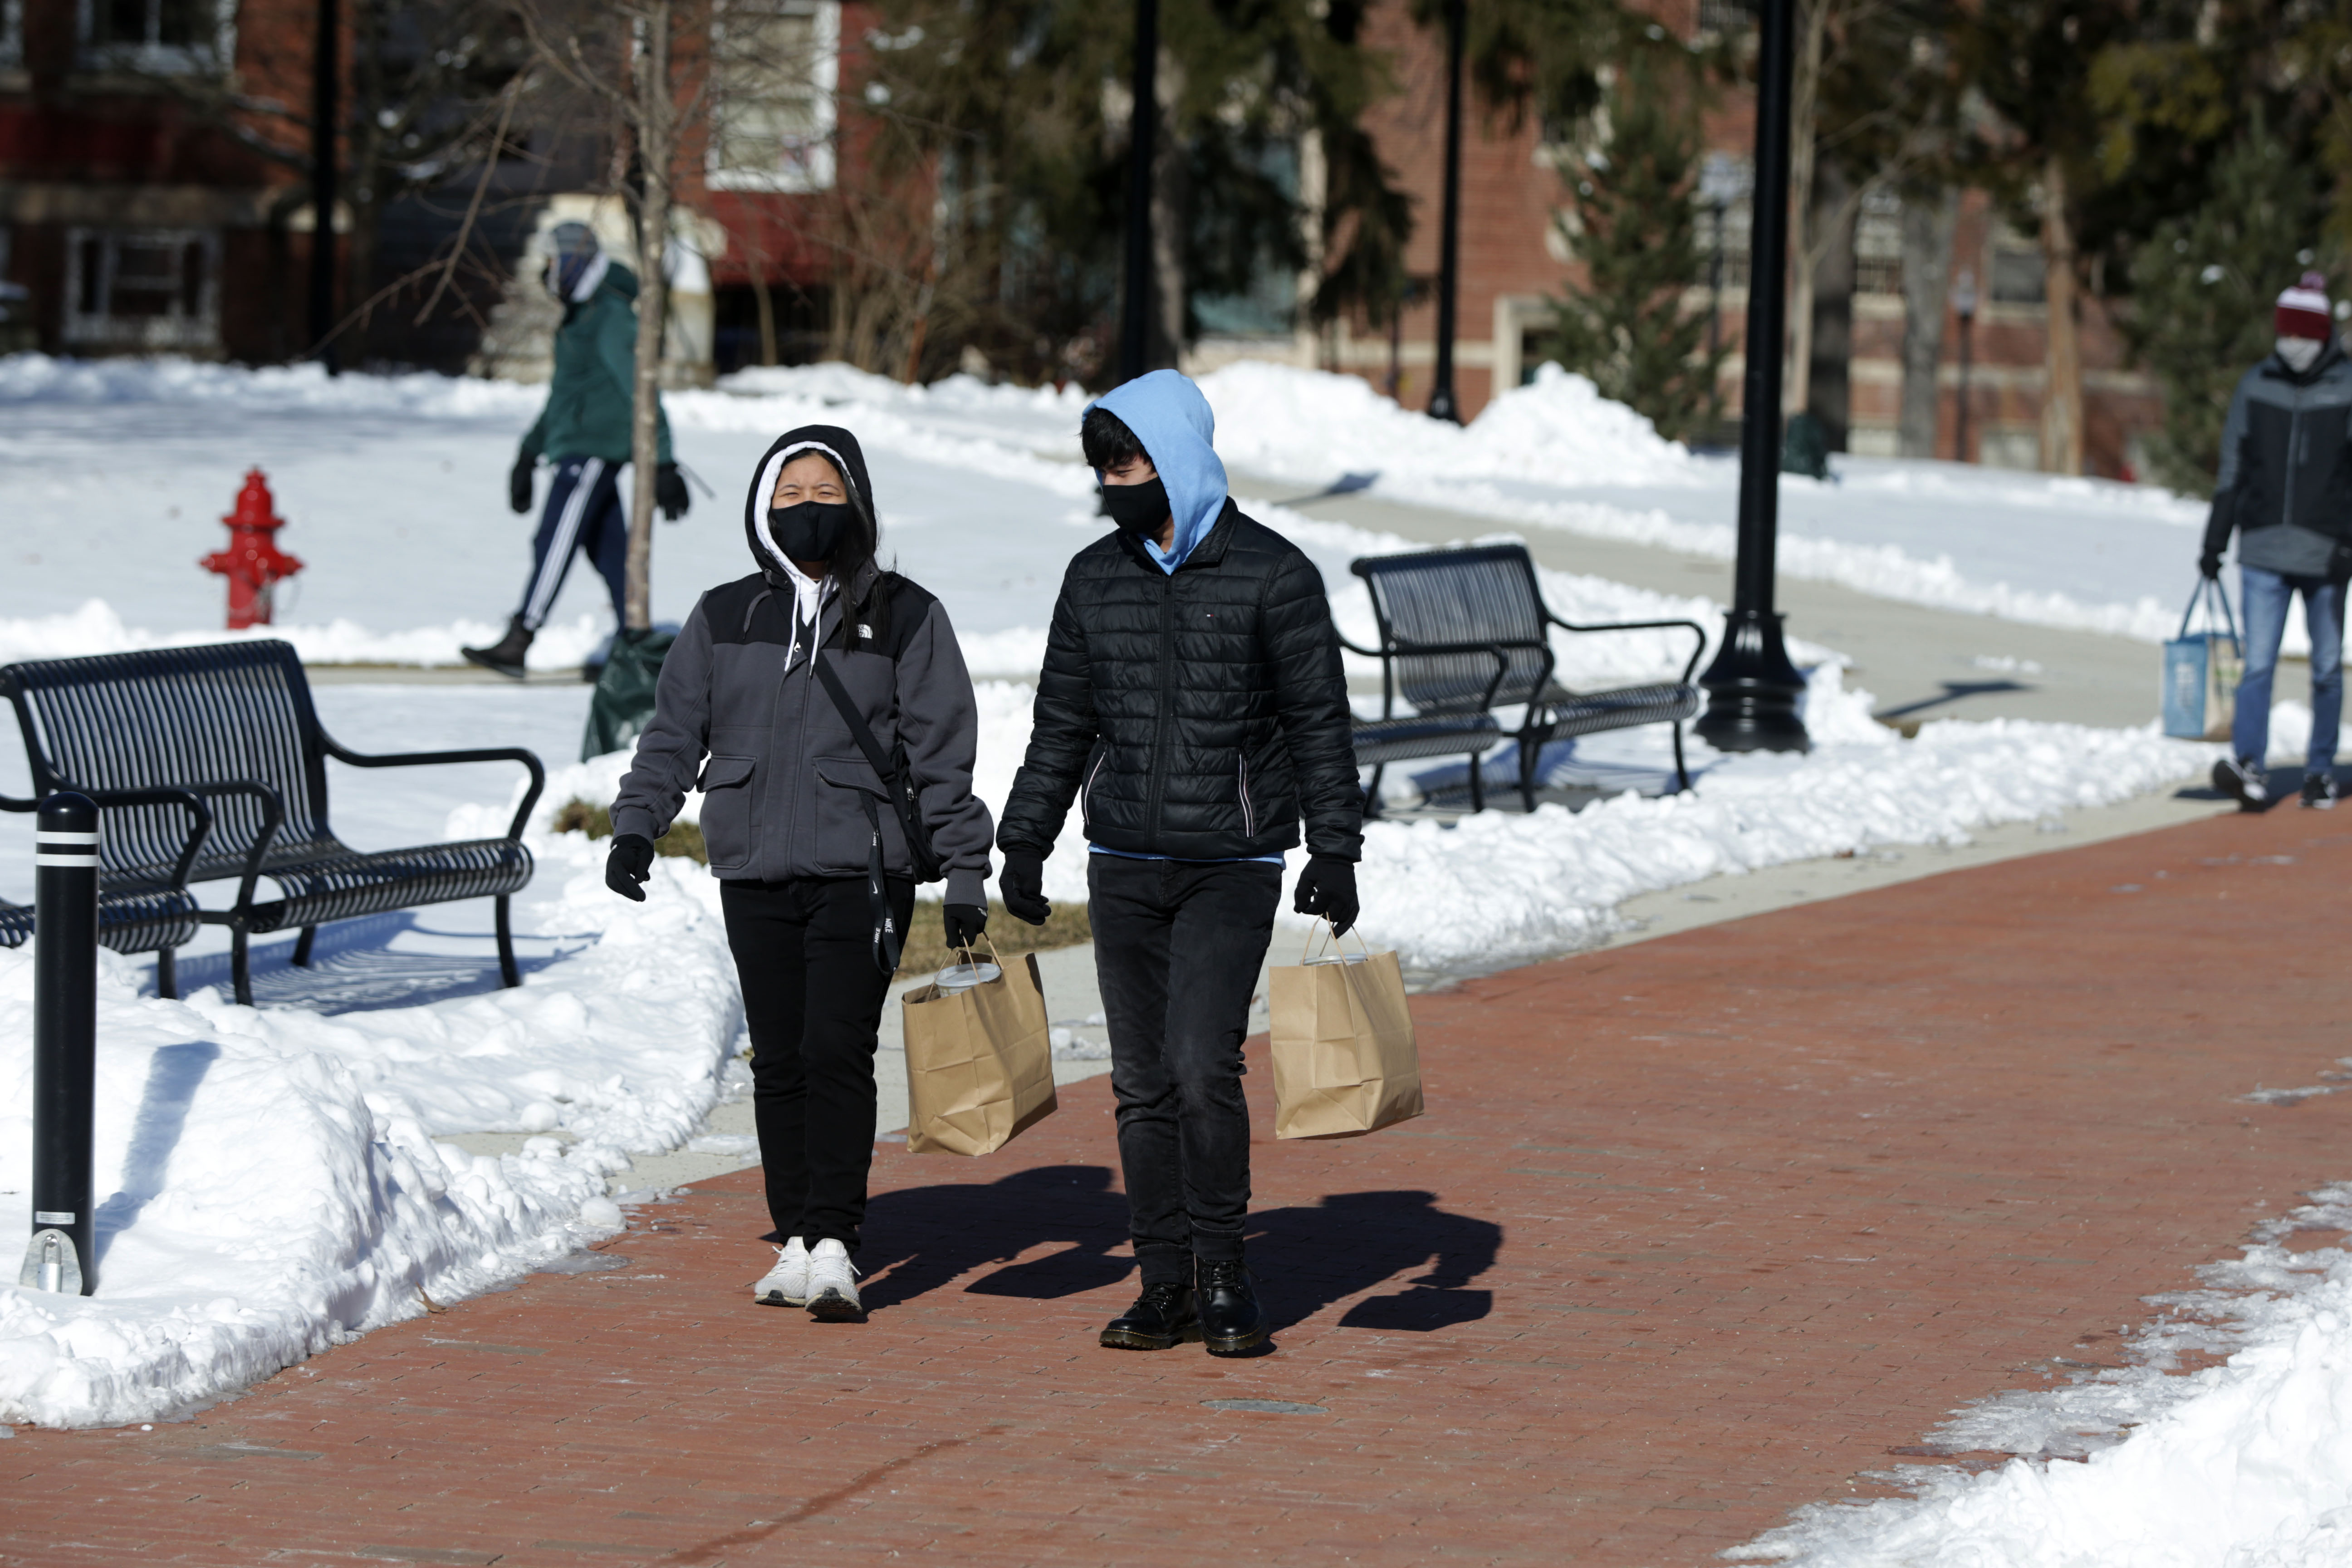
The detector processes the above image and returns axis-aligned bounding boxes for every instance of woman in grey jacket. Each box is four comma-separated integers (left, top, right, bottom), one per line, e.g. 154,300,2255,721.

604,424,995,1321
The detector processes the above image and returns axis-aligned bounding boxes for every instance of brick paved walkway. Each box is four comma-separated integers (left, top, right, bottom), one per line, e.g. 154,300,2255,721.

10,807,2352,1566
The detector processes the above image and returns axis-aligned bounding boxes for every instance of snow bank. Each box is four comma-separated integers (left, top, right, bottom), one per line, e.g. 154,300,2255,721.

1200,359,1700,491
1339,669,2210,974
0,600,611,672
0,828,740,1429
1734,1186,2352,1568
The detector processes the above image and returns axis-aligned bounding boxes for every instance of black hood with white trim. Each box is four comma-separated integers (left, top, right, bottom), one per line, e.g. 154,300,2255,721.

742,423,880,588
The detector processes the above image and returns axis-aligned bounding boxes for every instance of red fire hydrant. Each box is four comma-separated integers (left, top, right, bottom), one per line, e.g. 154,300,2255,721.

200,469,305,630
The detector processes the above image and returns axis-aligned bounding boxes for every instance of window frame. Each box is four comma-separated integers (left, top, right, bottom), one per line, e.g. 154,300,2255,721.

1,0,25,71
75,0,236,77
705,0,841,194
62,226,223,350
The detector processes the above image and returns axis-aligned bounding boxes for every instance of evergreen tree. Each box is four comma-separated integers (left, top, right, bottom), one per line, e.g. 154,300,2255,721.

1547,61,1721,442
2123,126,2333,495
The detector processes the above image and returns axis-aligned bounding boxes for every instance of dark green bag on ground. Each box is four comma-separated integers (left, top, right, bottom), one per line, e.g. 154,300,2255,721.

1781,412,1832,480
582,626,675,761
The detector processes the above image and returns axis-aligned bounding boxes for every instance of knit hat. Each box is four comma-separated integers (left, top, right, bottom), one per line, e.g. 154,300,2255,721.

2275,271,2334,342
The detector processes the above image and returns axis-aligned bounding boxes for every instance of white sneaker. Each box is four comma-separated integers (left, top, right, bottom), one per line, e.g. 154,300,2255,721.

753,1237,809,1307
805,1237,862,1321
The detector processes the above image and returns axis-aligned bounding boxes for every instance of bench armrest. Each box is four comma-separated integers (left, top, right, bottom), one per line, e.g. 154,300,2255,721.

1543,613,1710,684
0,786,218,890
1335,632,1385,659
319,736,548,843
171,779,288,913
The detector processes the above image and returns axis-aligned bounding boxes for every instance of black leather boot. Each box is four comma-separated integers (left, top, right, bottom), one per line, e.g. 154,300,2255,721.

1197,1260,1267,1354
1100,1281,1201,1350
462,615,534,680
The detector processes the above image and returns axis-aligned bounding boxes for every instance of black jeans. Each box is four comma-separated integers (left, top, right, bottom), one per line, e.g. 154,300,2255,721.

1088,854,1281,1286
721,874,914,1253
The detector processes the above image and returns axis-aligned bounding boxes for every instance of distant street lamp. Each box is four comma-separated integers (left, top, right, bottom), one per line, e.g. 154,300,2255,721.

1692,0,1809,752
1951,267,1978,463
1699,152,1748,432
309,0,339,374
1117,0,1159,386
1426,0,1465,423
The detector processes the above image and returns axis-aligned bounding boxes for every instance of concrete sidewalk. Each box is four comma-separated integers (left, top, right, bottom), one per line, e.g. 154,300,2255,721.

10,802,2349,1564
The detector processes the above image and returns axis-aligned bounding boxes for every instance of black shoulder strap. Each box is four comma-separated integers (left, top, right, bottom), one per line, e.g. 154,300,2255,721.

813,651,896,786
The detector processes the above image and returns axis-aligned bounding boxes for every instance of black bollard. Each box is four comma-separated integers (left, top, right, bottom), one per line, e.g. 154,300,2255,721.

21,793,98,1295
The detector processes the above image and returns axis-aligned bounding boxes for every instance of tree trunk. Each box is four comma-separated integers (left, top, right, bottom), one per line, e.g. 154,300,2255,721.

626,0,673,633
1807,158,1856,451
1148,48,1186,371
2038,155,2084,475
1782,0,1831,414
1897,186,1957,459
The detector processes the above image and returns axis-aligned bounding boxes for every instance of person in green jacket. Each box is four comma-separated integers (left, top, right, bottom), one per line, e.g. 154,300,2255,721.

464,222,692,677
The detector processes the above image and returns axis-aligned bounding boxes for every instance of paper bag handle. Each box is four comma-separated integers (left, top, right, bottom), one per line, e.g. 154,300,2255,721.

952,931,1007,970
1299,918,1372,963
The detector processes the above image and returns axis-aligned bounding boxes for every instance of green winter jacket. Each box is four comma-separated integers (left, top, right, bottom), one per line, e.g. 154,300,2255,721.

520,262,674,465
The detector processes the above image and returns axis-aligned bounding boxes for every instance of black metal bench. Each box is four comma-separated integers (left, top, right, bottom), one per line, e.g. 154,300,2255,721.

1343,544,1707,813
0,787,208,958
1,640,545,1006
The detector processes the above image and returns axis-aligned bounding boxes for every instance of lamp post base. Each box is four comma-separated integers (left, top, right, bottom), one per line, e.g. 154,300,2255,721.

1695,608,1811,752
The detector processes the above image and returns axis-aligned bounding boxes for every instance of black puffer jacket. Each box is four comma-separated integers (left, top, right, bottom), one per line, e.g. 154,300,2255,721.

997,501,1362,862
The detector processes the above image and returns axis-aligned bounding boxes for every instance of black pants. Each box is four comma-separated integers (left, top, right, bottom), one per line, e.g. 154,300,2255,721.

1088,855,1281,1287
722,874,914,1252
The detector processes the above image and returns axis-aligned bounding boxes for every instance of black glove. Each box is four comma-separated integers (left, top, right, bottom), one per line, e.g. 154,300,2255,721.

605,833,655,902
943,902,989,950
509,452,535,514
998,848,1050,926
1293,854,1360,936
655,462,690,522
2200,550,2224,581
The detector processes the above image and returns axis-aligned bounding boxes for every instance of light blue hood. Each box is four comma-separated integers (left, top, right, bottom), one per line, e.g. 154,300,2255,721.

1087,369,1229,573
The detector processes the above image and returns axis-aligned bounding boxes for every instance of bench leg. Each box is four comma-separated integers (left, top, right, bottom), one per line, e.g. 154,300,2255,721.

156,946,178,1001
1672,722,1691,794
1468,752,1485,814
1362,763,1386,820
496,895,520,989
1517,727,1547,813
291,925,317,969
231,929,253,1008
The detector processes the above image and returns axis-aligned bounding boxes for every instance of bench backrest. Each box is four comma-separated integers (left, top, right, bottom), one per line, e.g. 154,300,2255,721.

1352,545,1554,713
2,641,333,880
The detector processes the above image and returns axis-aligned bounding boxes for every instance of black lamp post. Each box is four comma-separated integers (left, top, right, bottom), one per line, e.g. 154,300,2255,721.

1692,0,1808,752
1117,0,1159,386
308,0,339,374
1426,0,1465,423
1951,267,1977,463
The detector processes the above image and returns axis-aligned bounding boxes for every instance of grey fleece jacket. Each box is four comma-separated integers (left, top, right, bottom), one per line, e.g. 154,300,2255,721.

608,427,993,903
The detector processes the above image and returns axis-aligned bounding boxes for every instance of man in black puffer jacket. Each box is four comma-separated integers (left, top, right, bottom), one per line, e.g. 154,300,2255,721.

997,369,1364,1357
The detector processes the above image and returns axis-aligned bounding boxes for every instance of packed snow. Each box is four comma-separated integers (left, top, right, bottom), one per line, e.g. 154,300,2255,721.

1732,1186,2352,1568
0,351,2233,1439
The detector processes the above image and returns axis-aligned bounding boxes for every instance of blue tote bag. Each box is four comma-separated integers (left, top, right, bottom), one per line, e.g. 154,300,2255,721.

2162,578,2241,740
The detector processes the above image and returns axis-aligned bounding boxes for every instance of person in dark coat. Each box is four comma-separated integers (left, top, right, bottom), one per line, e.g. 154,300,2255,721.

605,424,995,1321
463,221,692,677
2200,271,2352,810
995,370,1365,1356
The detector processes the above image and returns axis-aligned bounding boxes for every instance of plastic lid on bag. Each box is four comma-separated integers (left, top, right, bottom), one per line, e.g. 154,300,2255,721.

935,960,1003,993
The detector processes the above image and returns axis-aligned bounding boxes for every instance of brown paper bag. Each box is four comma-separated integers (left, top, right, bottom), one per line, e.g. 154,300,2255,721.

1268,924,1423,1140
901,941,1058,1155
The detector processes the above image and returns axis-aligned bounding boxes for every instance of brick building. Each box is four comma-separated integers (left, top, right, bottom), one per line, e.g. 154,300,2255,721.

1197,0,2161,477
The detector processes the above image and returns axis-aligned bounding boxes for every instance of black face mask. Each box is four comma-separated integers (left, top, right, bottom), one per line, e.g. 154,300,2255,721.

1099,477,1171,535
768,500,855,564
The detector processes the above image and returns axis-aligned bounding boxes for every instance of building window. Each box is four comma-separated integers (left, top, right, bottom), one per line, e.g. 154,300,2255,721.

64,228,220,349
706,0,840,193
1855,188,1904,296
78,0,232,74
2,0,24,69
1696,0,1755,36
1989,226,2046,304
